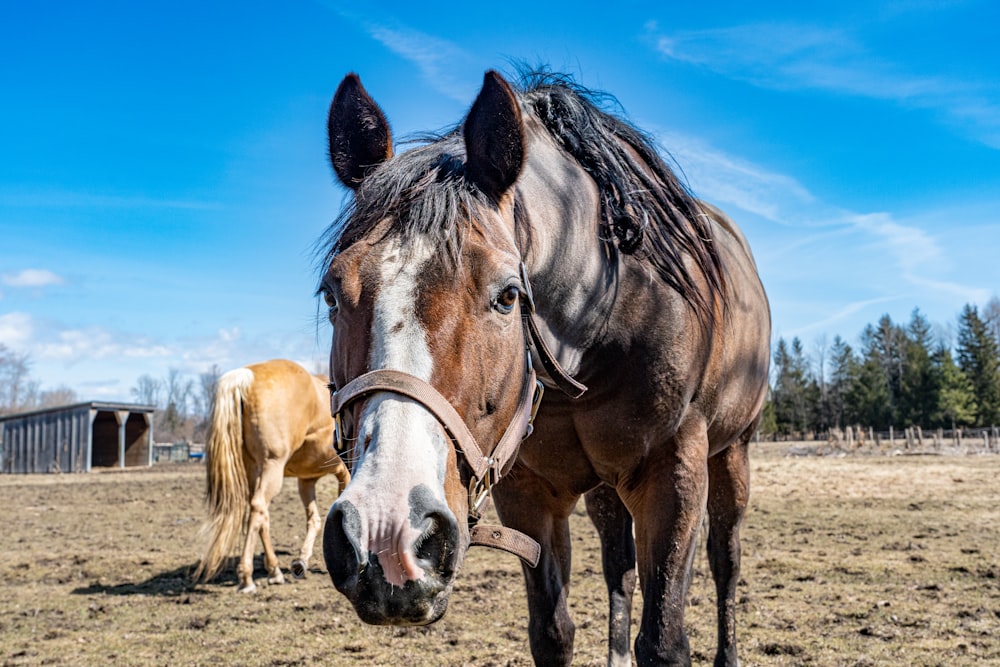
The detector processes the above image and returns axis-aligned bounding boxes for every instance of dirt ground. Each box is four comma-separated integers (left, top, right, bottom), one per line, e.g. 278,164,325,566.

1,443,998,666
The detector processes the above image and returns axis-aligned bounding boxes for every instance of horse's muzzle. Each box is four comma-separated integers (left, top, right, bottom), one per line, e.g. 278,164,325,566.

323,495,462,625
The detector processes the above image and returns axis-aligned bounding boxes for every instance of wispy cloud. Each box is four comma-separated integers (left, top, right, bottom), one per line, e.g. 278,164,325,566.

327,6,480,104
660,131,815,224
2,269,64,288
648,21,1000,148
657,128,991,310
363,23,478,102
787,295,903,338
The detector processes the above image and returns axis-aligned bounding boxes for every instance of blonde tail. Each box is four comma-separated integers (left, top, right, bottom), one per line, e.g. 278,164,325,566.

193,368,253,582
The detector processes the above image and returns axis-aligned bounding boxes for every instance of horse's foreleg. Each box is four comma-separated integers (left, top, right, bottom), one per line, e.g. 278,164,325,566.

622,418,709,666
584,483,636,667
707,436,750,667
493,463,578,666
291,476,322,578
240,459,286,592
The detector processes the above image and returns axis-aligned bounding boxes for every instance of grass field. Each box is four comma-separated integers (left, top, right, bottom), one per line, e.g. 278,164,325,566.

1,443,997,666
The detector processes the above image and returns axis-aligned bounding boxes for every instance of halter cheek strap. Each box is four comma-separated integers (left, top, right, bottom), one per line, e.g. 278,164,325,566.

331,366,543,567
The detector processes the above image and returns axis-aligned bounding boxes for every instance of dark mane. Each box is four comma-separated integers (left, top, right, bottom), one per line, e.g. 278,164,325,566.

320,131,488,270
321,70,725,318
517,69,724,319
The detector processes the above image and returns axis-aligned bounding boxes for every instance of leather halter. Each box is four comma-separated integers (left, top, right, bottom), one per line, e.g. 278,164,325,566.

329,263,587,568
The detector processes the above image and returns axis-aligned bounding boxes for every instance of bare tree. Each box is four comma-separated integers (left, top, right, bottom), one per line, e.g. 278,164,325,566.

196,364,222,422
0,344,39,415
131,374,163,407
37,386,78,409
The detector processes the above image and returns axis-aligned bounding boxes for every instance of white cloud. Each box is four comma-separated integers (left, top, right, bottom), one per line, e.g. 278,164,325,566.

649,21,1000,149
2,268,64,288
0,312,33,347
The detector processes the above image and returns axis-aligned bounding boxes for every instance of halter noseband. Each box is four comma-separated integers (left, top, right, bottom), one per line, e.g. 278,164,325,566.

329,263,586,567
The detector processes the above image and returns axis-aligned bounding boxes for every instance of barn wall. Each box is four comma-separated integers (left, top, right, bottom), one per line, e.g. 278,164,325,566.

123,412,151,466
1,403,154,474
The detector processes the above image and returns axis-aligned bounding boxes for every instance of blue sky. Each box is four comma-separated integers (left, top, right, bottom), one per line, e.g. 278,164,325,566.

2,0,998,401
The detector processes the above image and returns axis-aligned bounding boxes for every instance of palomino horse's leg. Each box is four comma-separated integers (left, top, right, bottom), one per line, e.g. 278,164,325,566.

706,434,751,667
621,416,710,666
239,459,287,592
493,462,579,666
291,476,322,579
584,483,637,667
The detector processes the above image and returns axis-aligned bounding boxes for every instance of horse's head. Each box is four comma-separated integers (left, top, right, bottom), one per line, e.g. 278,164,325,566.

320,71,536,625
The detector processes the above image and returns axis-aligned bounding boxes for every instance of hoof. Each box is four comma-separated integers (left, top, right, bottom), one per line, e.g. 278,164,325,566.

291,559,307,578
267,569,286,586
237,581,257,594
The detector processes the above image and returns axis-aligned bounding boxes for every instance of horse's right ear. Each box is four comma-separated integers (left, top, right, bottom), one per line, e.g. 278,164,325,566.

328,73,393,190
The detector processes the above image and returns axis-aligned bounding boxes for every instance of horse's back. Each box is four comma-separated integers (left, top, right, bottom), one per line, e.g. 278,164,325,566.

700,204,770,453
239,360,335,473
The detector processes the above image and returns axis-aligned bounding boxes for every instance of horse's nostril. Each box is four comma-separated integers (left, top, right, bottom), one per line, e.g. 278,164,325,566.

413,512,451,568
324,501,364,593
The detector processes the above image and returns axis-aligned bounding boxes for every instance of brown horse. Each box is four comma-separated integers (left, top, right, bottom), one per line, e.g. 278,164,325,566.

319,70,770,666
194,359,350,593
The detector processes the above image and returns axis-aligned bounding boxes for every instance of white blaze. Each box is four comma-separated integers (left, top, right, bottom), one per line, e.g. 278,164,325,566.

337,237,450,586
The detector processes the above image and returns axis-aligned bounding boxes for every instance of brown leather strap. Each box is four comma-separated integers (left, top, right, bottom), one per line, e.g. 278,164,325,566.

470,523,541,567
518,262,588,399
332,370,491,480
524,314,588,398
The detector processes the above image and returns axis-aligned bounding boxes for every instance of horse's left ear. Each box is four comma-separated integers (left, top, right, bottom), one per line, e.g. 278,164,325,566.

463,70,525,202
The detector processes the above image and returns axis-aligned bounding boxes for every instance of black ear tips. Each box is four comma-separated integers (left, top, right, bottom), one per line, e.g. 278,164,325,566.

463,70,525,201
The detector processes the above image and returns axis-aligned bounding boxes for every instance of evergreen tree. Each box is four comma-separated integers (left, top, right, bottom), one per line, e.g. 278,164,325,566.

956,304,1000,426
901,309,936,427
771,337,813,435
827,335,856,428
930,343,976,429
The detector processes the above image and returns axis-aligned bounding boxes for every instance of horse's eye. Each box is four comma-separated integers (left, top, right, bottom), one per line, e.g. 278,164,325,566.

324,291,339,315
495,285,519,314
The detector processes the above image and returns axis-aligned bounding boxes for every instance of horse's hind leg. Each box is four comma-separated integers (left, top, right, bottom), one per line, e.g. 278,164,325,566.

707,435,750,667
291,476,321,578
584,483,636,667
239,459,286,592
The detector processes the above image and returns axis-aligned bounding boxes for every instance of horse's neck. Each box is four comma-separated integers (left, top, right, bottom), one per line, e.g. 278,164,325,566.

515,137,620,378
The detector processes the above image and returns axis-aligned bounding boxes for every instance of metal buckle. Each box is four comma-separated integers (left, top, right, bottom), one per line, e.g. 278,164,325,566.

529,379,544,430
468,459,498,519
332,411,346,454
518,261,536,315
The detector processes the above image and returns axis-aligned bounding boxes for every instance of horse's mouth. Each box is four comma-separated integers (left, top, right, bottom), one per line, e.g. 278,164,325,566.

343,556,455,626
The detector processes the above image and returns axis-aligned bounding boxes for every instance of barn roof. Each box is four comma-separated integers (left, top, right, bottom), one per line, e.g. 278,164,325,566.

0,401,156,423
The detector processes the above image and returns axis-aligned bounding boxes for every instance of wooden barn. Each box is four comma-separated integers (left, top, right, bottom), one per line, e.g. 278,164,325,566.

0,402,155,474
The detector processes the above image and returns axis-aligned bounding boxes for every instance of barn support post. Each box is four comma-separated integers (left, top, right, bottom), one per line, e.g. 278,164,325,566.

117,410,128,470
145,412,154,466
87,408,96,473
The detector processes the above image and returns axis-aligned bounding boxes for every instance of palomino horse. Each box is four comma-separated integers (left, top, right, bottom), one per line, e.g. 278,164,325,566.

194,359,350,593
319,70,770,666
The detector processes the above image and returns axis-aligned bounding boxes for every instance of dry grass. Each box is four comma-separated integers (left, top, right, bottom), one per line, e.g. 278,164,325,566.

1,444,998,666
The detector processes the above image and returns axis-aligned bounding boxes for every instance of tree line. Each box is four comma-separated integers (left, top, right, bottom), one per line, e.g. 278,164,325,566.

764,298,1000,437
5,296,1000,442
0,346,222,445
